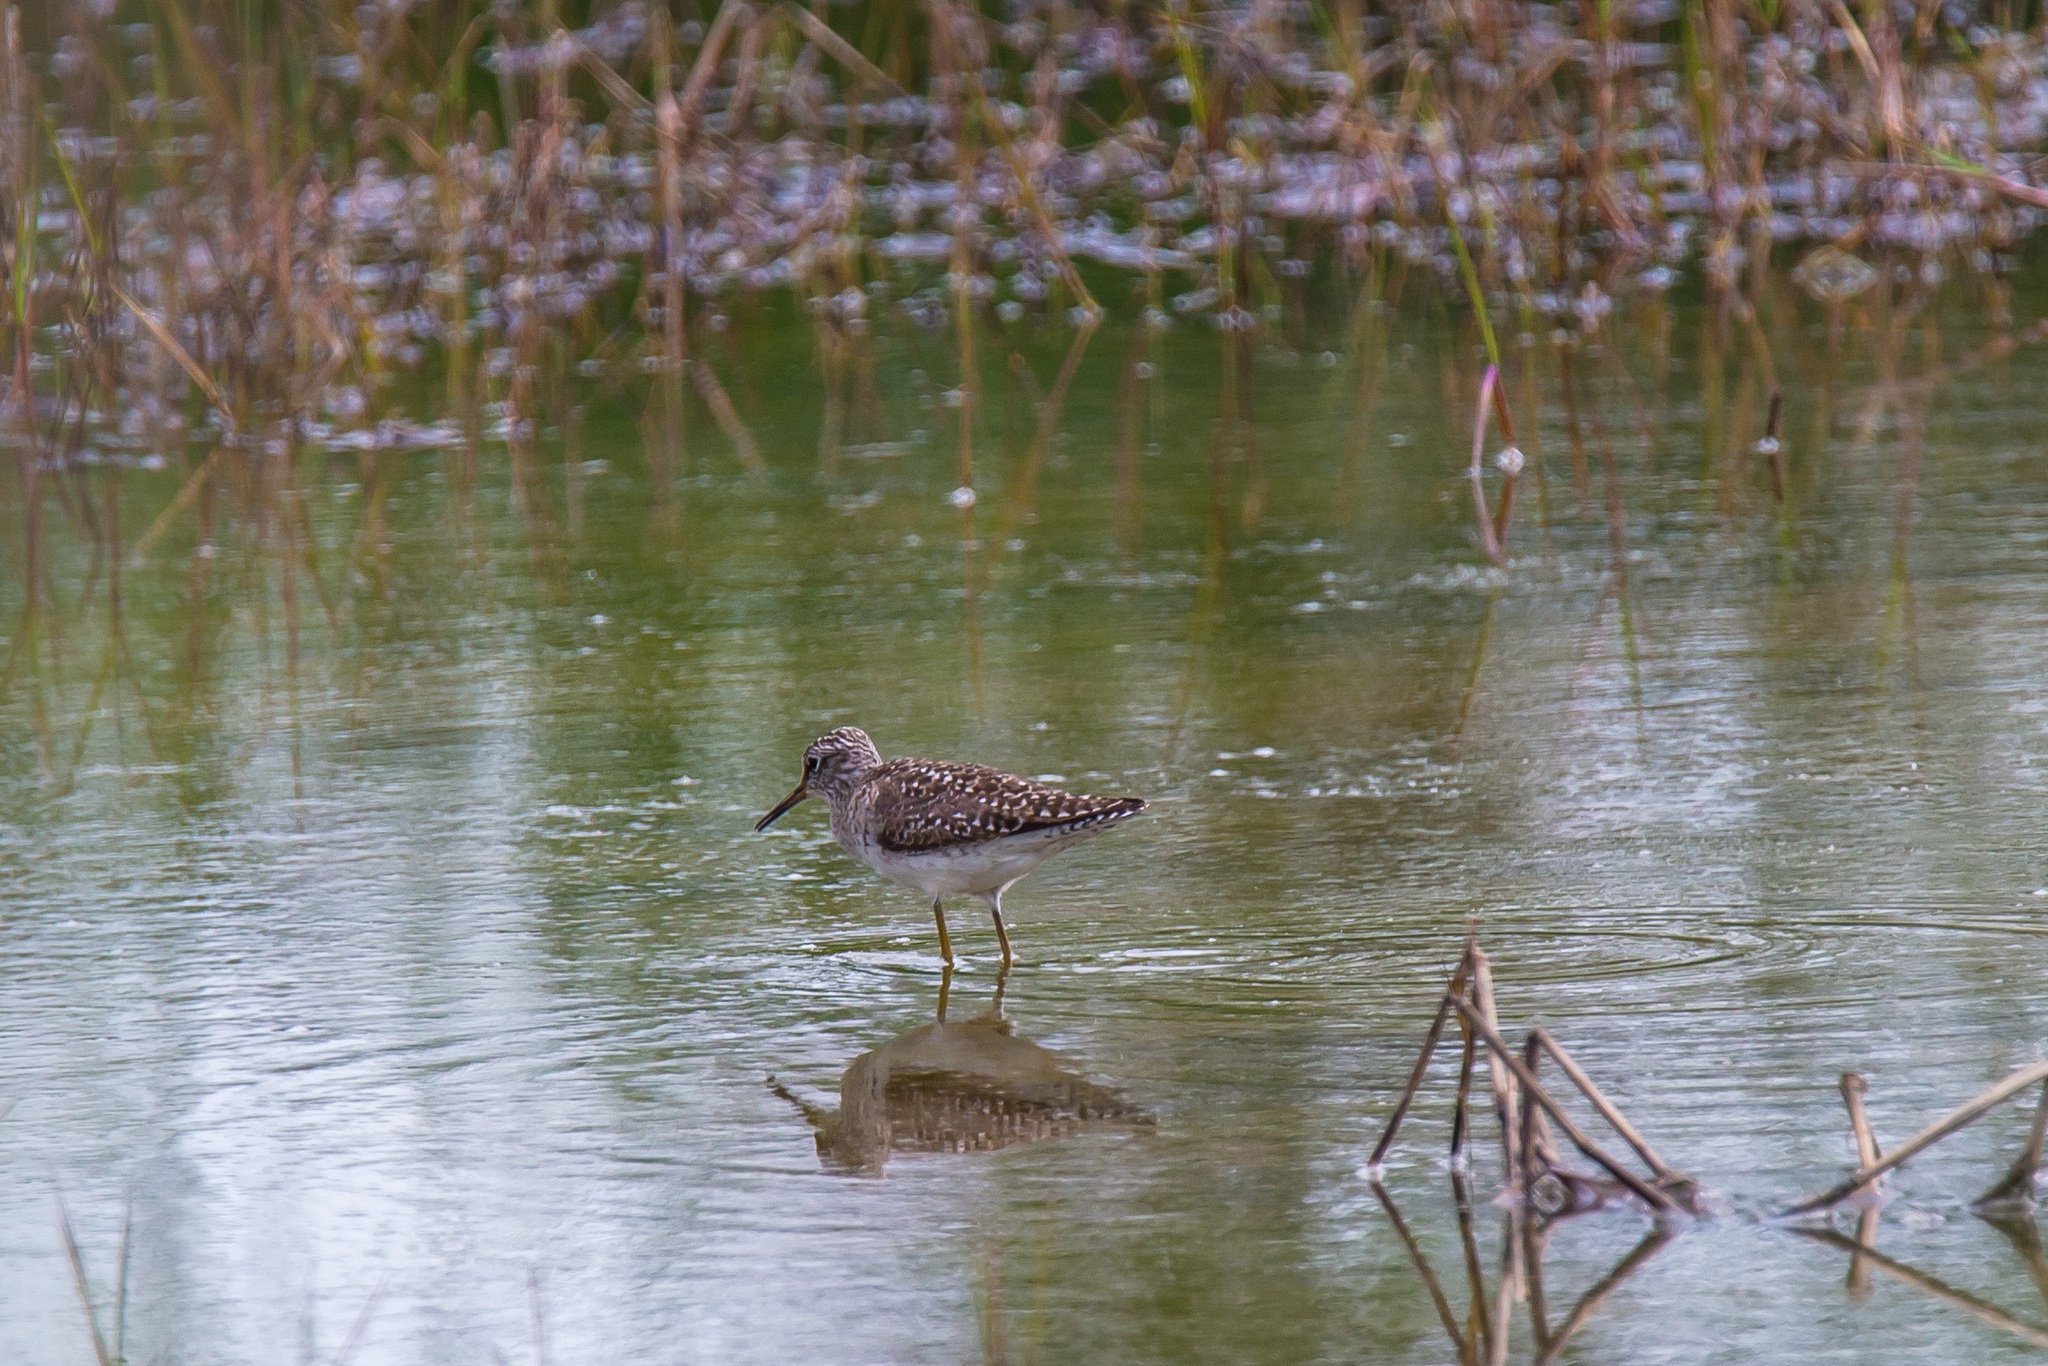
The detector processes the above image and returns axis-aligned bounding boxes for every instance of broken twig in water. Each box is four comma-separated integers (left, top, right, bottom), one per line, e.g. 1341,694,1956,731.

1531,1027,1695,1205
1371,931,1698,1217
1782,1059,2048,1216
1449,995,1678,1214
1839,1072,1884,1191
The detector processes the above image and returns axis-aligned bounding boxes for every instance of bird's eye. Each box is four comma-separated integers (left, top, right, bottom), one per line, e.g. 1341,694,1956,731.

804,756,819,774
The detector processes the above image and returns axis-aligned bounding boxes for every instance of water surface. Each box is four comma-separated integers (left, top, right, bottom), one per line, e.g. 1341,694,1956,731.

6,296,2048,1364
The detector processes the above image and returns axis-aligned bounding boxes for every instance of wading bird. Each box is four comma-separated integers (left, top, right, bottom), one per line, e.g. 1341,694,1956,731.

755,727,1146,966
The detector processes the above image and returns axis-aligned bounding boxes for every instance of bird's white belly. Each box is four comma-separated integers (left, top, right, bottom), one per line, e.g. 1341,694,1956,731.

847,828,1082,898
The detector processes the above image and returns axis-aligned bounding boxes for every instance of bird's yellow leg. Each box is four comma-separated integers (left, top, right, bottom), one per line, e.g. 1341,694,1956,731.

932,897,954,965
989,889,1014,968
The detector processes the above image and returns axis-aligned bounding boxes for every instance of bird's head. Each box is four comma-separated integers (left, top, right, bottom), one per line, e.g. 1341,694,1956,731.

755,726,883,831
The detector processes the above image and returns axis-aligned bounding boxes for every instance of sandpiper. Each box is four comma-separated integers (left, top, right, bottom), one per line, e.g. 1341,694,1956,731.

754,727,1147,966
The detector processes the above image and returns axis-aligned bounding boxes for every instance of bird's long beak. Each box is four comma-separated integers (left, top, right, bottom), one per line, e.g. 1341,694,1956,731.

755,780,809,832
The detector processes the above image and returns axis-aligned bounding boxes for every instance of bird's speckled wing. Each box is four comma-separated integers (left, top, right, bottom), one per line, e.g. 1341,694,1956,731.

861,759,1146,853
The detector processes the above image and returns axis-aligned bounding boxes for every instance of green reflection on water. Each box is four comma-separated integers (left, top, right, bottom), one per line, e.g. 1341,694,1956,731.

5,297,2048,1364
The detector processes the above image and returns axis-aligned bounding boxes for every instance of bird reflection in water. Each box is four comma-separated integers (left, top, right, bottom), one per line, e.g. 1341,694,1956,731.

769,967,1153,1175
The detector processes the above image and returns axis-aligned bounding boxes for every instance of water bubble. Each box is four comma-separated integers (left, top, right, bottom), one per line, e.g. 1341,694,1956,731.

947,486,977,509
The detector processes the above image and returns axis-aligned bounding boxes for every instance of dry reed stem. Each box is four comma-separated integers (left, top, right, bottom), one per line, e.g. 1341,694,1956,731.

1983,1213,2048,1308
1377,1178,1679,1366
1367,944,1477,1170
130,447,228,564
692,358,763,473
1465,949,1526,1195
780,3,906,97
1531,1027,1694,1196
1450,994,1676,1213
961,77,1097,316
1974,1079,2048,1210
108,285,233,420
1783,1059,2048,1216
1762,390,1787,502
677,1,752,146
651,0,689,487
1518,1035,1543,1194
1840,1072,1884,1180
1450,1019,1479,1167
543,13,651,113
1840,157,2048,211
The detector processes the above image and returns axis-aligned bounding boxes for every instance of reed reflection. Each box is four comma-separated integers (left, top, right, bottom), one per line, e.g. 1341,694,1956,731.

771,969,1152,1176
1796,1211,2048,1351
1371,1176,1676,1366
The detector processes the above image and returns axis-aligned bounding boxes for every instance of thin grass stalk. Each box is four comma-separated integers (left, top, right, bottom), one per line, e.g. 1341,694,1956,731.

652,3,688,488
935,0,977,493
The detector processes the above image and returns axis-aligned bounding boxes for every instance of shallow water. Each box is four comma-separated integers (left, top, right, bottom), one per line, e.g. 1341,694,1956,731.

6,293,2048,1364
